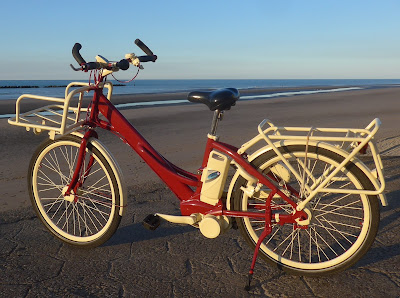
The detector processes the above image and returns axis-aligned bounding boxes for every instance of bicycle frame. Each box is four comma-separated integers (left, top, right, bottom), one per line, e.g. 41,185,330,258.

65,84,306,223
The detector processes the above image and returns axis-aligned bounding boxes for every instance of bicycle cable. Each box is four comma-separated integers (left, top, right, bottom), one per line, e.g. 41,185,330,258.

111,66,140,83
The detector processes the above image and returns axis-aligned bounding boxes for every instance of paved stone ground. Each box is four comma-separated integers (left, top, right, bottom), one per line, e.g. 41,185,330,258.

1,156,399,297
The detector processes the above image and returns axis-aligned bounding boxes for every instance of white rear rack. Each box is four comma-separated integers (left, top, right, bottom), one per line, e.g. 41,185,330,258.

238,118,385,205
7,82,113,139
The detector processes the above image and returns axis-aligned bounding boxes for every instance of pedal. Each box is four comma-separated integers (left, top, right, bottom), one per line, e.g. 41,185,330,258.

142,214,161,231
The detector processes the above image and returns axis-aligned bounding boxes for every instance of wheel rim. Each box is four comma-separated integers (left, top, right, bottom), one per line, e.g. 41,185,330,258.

32,140,116,243
241,151,371,271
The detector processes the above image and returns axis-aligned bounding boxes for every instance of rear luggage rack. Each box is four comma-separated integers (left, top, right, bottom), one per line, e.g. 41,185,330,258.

238,118,385,200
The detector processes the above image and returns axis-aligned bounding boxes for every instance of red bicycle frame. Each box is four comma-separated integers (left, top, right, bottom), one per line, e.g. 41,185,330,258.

65,84,306,223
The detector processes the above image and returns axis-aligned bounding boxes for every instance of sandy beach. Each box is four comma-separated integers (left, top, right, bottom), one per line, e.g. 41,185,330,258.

0,86,400,212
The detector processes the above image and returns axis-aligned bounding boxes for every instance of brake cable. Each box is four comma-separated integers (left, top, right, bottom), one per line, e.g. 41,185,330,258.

111,66,140,83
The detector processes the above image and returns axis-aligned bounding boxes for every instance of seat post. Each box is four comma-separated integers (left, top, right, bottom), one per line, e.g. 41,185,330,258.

210,110,223,136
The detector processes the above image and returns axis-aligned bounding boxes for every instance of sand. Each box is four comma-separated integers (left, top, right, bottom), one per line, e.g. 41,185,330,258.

0,86,400,212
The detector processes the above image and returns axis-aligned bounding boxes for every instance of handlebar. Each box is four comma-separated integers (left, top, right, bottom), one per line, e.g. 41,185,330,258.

72,43,86,65
135,39,154,56
71,39,157,73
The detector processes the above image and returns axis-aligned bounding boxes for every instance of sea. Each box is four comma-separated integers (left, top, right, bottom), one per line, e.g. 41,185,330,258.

1,79,400,100
1,79,400,118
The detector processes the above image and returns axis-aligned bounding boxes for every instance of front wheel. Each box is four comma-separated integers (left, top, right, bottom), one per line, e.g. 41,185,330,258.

233,145,380,276
28,135,122,248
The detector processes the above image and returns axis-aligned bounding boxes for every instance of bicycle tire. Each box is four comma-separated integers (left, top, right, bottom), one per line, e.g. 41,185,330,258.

28,134,122,248
232,144,380,276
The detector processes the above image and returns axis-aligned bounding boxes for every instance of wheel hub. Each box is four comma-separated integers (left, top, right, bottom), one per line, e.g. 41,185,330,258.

62,186,76,202
295,207,312,226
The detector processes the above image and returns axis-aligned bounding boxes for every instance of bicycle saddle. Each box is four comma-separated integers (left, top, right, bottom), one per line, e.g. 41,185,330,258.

187,88,240,111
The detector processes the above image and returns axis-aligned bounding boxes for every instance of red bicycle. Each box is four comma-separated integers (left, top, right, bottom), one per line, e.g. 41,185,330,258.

8,40,386,289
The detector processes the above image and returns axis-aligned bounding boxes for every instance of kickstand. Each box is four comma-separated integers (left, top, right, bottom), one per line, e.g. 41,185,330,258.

245,228,270,291
245,193,273,291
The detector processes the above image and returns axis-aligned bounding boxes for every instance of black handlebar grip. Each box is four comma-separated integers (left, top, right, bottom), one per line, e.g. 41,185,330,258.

72,43,86,65
138,55,158,63
135,39,154,56
85,62,102,70
116,59,130,70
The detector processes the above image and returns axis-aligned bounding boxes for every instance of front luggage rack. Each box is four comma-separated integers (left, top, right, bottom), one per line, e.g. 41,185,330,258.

7,82,113,139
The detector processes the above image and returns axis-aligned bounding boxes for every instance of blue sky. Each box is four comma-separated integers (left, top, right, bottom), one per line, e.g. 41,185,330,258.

1,0,399,80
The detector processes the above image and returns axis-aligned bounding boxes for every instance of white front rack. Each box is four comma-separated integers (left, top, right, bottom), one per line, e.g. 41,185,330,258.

7,82,113,139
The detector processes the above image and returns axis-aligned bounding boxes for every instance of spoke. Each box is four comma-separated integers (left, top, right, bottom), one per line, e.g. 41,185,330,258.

48,197,65,220
254,226,265,231
72,201,77,235
313,217,347,251
71,146,79,179
250,219,265,223
47,149,64,185
316,216,355,245
82,183,112,198
312,227,339,257
38,185,64,192
80,199,111,218
282,228,299,259
317,217,362,238
42,197,63,212
80,202,94,235
42,156,67,183
302,227,329,261
82,161,102,180
309,226,312,263
272,228,295,253
42,191,63,210
37,169,63,189
83,174,109,193
75,201,94,235
296,157,318,190
80,190,112,204
277,228,297,257
59,146,72,179
60,201,74,232
264,226,282,246
318,193,353,211
271,202,294,214
78,201,99,233
297,228,302,262
52,147,71,185
315,207,363,221
81,201,104,231
317,201,362,211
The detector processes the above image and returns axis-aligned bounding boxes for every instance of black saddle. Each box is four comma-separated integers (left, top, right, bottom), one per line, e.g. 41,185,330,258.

187,88,239,111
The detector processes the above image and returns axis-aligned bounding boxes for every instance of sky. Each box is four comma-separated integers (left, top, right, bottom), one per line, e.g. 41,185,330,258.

1,0,399,80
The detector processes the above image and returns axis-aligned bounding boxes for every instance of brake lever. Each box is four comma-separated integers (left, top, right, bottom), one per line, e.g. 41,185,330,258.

125,54,144,69
70,64,82,71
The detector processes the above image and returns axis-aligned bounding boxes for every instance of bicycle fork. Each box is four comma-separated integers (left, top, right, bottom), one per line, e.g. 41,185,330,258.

63,129,97,200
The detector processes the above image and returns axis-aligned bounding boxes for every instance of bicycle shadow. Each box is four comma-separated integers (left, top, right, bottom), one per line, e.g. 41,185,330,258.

379,189,400,226
354,188,400,268
103,222,193,247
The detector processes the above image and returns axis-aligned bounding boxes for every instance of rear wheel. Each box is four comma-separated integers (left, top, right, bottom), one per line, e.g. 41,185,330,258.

28,135,122,248
233,145,380,275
